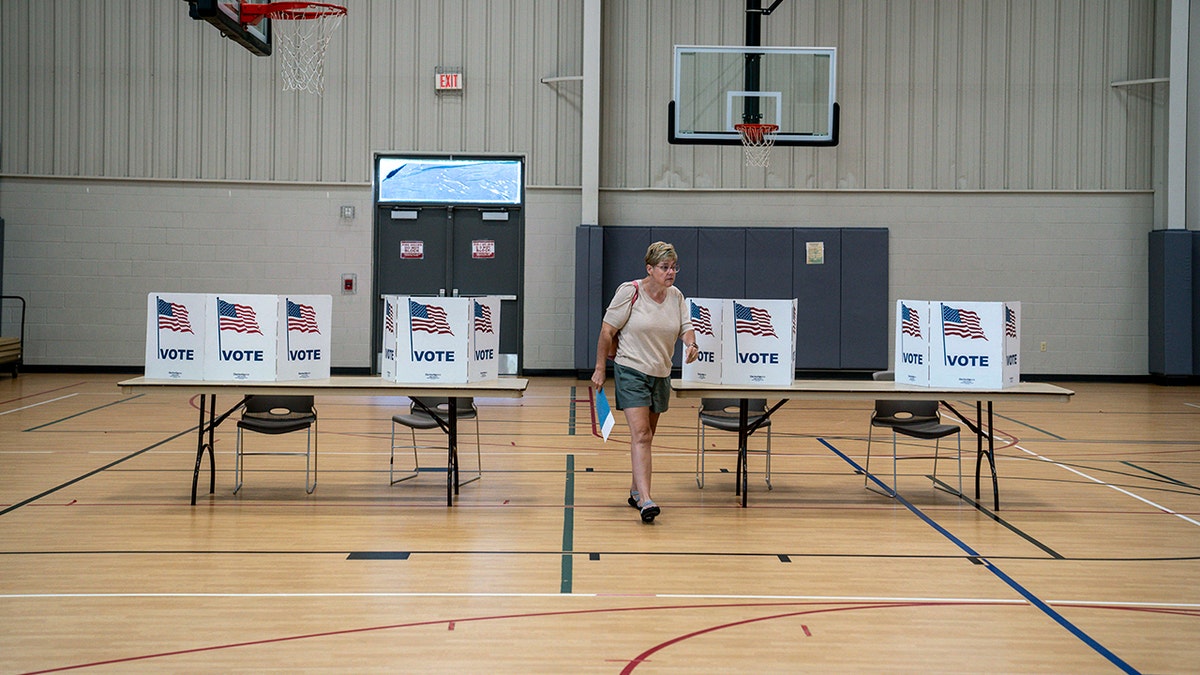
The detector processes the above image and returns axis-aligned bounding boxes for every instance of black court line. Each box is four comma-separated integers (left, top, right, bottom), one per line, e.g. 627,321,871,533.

7,549,1200,563
986,409,1066,441
0,425,197,517
929,476,1064,559
347,552,410,560
23,394,145,432
1122,461,1200,491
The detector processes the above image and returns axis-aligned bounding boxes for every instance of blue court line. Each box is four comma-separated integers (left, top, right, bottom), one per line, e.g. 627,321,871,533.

818,437,1140,674
561,454,575,594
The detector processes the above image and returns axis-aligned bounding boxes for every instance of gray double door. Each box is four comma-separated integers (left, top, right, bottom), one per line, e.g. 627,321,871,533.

373,205,523,374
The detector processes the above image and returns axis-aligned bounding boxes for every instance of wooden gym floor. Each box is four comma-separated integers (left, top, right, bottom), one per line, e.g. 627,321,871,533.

1,372,1198,673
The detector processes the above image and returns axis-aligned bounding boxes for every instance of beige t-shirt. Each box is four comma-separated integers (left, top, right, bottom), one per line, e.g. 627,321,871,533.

603,281,693,378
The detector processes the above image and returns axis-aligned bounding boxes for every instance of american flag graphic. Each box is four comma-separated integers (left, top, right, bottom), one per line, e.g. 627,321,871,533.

217,299,263,335
410,300,454,335
690,302,713,336
900,303,921,338
385,302,396,334
733,302,777,337
286,300,320,334
1005,306,1018,338
473,301,494,334
157,298,193,334
942,304,987,340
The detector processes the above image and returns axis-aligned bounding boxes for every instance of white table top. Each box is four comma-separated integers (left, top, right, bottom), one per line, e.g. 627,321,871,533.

119,375,528,398
671,378,1073,402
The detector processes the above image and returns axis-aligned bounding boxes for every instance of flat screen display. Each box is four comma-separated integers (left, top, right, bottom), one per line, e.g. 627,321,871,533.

376,157,523,205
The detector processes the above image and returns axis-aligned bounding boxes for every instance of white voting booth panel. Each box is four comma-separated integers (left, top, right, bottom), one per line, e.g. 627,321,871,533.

720,299,797,386
203,294,279,381
681,298,722,383
277,295,332,380
146,293,207,380
895,299,1021,388
382,295,502,384
894,300,931,385
468,296,502,382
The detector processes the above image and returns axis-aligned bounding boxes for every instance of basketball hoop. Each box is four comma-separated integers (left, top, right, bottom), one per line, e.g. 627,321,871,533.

242,2,347,95
734,123,779,167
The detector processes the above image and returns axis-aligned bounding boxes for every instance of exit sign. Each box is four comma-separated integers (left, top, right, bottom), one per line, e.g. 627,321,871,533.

435,71,463,91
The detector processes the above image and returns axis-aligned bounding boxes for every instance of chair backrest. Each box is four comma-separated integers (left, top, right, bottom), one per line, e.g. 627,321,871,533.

872,399,940,424
243,395,315,417
700,398,768,418
411,397,478,419
873,370,895,381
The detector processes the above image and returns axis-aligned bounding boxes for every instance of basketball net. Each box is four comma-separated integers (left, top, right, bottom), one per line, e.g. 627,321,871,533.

734,123,779,168
263,3,347,95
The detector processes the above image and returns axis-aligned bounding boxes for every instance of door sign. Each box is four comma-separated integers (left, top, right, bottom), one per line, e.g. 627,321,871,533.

472,240,496,259
400,240,425,260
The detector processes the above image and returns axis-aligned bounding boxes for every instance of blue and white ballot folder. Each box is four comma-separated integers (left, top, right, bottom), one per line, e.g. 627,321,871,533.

594,387,616,441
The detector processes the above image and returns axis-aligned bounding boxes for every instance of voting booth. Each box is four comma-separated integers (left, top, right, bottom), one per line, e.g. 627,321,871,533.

381,295,502,384
895,299,1021,389
202,294,279,381
681,298,723,383
721,299,797,386
277,295,332,380
146,293,207,380
147,293,332,382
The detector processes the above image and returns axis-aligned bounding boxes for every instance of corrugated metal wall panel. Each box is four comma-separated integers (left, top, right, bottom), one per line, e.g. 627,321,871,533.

600,0,1157,191
0,0,1157,191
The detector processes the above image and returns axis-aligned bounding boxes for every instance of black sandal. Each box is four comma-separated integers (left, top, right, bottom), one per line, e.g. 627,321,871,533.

640,501,660,523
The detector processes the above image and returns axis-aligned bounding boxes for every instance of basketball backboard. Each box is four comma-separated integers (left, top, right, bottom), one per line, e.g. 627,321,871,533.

185,0,272,56
669,45,838,146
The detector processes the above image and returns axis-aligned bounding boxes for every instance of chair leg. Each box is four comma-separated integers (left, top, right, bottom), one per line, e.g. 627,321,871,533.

696,421,706,489
891,432,899,496
864,425,874,488
459,415,483,486
389,421,419,485
304,425,317,494
234,427,244,494
763,426,772,490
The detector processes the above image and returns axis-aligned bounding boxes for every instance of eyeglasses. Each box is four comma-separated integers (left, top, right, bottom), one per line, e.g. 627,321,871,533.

654,264,680,273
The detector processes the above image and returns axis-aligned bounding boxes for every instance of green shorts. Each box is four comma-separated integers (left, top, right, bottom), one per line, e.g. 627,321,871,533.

613,363,671,413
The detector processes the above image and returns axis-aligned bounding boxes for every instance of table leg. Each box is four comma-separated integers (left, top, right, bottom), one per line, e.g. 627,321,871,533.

942,400,1000,511
974,401,983,501
191,395,207,505
191,394,219,506
738,398,749,507
207,395,217,495
448,399,459,506
987,402,998,510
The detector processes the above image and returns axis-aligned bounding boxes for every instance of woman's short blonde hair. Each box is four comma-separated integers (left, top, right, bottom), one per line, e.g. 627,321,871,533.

644,241,678,267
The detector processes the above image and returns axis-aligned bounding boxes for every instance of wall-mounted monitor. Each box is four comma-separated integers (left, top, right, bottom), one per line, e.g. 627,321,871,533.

375,155,524,206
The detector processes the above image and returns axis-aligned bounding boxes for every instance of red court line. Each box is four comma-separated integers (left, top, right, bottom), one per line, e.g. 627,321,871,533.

24,598,1174,674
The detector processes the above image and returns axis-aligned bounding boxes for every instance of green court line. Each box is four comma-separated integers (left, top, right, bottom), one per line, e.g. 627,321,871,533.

561,454,575,594
568,385,576,435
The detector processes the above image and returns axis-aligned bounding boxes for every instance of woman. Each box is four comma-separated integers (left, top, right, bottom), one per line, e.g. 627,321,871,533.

592,241,699,523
